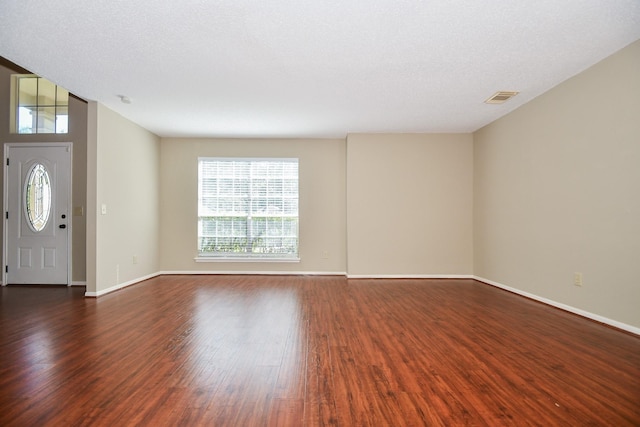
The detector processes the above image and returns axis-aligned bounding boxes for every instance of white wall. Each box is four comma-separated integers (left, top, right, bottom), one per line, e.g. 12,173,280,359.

159,137,347,274
86,103,160,295
474,40,640,329
346,133,474,276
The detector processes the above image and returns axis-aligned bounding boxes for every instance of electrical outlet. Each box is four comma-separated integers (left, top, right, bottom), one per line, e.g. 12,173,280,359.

133,255,138,264
574,272,583,287
322,251,329,259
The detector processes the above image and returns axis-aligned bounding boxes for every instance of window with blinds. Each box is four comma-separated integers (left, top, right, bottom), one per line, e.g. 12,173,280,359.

197,158,299,259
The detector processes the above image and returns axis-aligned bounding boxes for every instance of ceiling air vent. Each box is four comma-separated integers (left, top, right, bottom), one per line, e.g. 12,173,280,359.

485,91,519,104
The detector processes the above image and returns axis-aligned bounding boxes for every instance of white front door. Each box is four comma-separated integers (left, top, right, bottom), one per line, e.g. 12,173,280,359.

3,143,72,285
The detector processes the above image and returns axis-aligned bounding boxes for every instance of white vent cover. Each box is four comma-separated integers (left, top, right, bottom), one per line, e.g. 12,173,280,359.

485,91,519,104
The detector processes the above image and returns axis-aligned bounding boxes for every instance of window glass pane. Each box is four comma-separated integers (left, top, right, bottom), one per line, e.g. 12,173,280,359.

18,107,36,134
25,163,52,232
252,178,267,197
285,198,298,215
56,106,68,133
18,77,37,107
56,87,69,106
36,107,56,133
38,78,56,106
253,197,267,213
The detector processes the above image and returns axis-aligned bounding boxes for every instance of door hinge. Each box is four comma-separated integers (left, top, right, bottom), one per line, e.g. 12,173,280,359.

6,158,9,166
5,266,7,273
4,212,7,219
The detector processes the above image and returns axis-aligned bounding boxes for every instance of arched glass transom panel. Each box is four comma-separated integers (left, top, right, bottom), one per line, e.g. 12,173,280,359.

25,163,51,232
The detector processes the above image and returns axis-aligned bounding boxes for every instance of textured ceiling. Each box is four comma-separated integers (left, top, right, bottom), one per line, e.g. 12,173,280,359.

1,0,639,138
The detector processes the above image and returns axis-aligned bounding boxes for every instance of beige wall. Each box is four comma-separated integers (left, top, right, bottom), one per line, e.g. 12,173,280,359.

346,133,474,276
0,60,87,283
86,103,160,294
159,137,347,274
474,40,640,328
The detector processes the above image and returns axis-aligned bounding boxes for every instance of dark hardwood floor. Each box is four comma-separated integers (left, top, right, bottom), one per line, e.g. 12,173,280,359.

0,276,638,426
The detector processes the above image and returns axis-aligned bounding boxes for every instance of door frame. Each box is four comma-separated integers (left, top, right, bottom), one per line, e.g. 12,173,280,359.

2,142,73,286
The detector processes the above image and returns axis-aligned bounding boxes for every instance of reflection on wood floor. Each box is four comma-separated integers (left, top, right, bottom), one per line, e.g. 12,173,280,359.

1,275,638,426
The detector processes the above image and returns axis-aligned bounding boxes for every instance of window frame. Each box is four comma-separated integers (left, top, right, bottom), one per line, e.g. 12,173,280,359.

195,157,300,263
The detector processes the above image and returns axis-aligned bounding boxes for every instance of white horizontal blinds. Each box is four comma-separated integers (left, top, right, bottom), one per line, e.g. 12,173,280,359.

198,158,299,257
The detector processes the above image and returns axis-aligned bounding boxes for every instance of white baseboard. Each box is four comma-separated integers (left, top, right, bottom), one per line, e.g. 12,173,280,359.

85,270,345,297
82,272,469,296
2,280,86,287
159,270,347,276
347,274,474,279
474,276,640,336
84,272,162,297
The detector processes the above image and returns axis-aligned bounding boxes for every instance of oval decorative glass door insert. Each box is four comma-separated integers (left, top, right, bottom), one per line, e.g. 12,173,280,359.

25,163,52,232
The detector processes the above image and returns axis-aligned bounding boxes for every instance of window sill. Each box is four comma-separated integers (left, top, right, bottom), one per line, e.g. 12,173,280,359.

195,256,300,263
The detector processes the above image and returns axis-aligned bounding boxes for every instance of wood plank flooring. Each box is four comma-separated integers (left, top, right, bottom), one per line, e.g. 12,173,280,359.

0,275,638,426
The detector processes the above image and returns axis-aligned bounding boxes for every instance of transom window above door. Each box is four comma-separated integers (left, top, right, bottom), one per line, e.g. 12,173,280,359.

10,74,69,134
